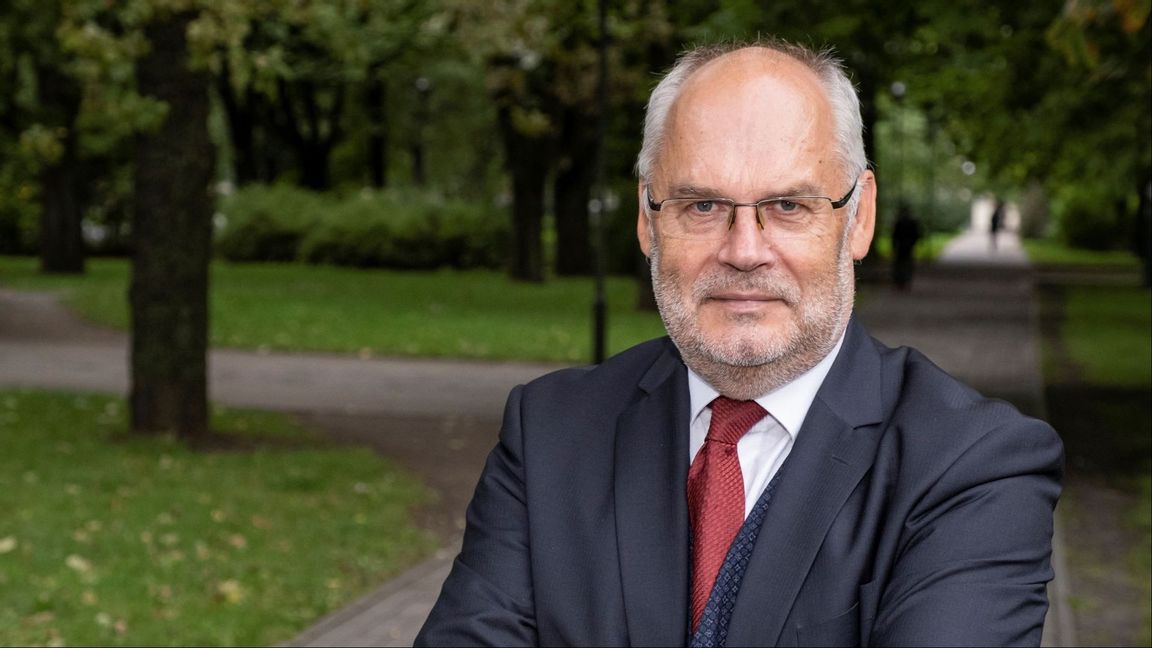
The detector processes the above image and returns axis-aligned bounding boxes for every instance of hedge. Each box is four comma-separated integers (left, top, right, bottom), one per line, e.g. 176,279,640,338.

216,185,508,270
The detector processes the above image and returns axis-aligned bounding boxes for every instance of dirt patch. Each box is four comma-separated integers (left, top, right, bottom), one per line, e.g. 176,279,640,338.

1038,280,1152,646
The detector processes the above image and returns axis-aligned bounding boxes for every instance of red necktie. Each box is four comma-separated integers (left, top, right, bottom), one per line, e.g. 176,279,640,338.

687,396,767,631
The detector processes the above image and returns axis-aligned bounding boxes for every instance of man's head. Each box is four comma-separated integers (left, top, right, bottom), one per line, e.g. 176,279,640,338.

636,39,876,400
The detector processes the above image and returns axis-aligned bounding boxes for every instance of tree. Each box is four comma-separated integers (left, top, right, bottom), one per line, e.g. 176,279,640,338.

130,6,214,438
202,0,442,190
1,0,86,273
452,0,677,281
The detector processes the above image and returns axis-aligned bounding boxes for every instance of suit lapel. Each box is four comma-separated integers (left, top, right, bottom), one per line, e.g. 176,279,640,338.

614,344,691,647
726,319,886,646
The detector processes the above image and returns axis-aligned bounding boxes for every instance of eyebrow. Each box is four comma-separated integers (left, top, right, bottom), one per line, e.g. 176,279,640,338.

666,181,828,199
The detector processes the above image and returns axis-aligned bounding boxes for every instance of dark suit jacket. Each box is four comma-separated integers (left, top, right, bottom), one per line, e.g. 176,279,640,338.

416,318,1063,647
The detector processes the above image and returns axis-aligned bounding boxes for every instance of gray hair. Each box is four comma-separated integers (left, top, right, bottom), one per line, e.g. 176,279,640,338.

636,38,867,215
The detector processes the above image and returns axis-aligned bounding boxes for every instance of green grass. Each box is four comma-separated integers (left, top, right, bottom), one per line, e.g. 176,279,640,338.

0,389,434,646
1043,281,1151,645
0,256,666,362
869,231,956,263
1062,285,1152,388
1022,239,1143,268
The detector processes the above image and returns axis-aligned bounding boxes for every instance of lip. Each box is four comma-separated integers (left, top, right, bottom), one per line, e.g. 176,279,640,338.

706,293,783,312
708,292,779,303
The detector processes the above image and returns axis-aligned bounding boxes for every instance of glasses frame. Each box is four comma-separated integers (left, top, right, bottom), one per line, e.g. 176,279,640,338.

644,182,857,238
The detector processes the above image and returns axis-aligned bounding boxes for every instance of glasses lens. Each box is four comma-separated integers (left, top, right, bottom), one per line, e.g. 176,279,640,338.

660,199,732,239
656,197,831,240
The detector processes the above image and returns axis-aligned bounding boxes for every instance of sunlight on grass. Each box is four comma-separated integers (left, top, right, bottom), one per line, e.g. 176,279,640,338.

1022,239,1142,268
0,256,667,362
0,389,433,646
1062,286,1152,388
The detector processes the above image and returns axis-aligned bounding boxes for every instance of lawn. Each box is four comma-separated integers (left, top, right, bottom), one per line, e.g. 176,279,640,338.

1031,241,1151,646
0,389,434,646
1023,239,1144,268
0,256,666,363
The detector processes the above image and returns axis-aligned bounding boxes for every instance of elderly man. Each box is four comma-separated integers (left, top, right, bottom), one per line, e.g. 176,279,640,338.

417,39,1061,647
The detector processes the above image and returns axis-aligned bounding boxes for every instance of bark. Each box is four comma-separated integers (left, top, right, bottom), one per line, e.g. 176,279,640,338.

498,105,549,282
217,61,260,185
130,10,214,438
553,107,597,276
366,75,389,188
273,79,344,191
36,66,85,274
1137,178,1151,288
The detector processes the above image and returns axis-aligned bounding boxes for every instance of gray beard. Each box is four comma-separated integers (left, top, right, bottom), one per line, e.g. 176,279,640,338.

649,227,855,400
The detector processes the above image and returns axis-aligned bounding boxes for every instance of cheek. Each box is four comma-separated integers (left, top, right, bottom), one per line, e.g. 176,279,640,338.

657,242,713,286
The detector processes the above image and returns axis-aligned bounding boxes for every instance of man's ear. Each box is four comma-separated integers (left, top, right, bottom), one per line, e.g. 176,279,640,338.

637,182,653,258
849,170,877,261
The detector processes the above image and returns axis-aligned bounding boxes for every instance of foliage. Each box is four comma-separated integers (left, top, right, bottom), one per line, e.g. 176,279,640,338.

216,185,509,270
214,185,320,262
0,388,434,646
0,255,667,362
1054,185,1137,250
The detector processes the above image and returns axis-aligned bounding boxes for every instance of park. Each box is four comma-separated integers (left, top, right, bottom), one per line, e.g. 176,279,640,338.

1,1,1149,646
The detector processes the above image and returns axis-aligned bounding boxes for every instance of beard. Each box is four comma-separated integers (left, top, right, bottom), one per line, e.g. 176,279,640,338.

649,225,855,400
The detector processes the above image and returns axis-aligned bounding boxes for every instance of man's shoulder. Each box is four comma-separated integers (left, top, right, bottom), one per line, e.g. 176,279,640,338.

519,336,677,406
869,335,1060,470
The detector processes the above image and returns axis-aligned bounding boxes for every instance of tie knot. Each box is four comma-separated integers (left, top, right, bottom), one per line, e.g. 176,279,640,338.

706,396,767,445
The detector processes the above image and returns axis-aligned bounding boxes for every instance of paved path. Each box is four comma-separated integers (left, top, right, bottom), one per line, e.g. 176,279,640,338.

0,229,1073,646
0,289,562,419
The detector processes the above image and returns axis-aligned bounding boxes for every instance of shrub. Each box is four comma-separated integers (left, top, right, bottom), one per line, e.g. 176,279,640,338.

216,184,320,262
1056,186,1133,251
216,185,508,270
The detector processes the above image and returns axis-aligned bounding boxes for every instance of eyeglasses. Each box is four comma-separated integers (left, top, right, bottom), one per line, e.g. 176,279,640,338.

645,183,857,240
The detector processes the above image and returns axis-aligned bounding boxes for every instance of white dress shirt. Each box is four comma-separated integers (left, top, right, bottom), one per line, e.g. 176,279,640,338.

687,332,846,518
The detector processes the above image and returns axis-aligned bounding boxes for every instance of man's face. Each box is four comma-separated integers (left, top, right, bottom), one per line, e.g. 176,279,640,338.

637,51,875,393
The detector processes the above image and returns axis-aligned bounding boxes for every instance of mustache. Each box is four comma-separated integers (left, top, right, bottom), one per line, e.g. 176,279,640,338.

690,270,800,305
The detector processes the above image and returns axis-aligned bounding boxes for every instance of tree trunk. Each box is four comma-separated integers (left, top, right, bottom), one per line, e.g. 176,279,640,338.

553,167,592,275
36,66,85,274
217,62,259,186
299,141,332,190
510,161,547,282
39,145,85,273
498,106,549,282
553,108,597,276
366,76,389,188
130,10,214,439
1137,178,1151,289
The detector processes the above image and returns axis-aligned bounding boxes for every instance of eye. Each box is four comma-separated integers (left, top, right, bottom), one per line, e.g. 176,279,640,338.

691,201,717,213
777,199,800,213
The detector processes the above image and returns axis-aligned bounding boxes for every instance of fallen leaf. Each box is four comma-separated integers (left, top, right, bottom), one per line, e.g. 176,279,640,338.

65,554,93,574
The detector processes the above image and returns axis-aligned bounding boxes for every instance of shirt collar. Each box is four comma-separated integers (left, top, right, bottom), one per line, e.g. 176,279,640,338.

686,331,846,439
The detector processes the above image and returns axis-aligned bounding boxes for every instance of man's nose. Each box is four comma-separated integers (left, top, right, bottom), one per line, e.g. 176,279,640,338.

717,205,776,270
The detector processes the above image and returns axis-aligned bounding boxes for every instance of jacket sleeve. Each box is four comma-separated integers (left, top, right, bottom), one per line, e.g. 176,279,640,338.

870,411,1064,647
415,385,538,646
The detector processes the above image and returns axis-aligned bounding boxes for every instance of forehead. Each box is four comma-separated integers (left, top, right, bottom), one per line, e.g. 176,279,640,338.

656,49,839,194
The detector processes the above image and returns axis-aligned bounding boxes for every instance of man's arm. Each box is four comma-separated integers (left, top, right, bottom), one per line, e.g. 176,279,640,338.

415,385,538,646
871,413,1064,646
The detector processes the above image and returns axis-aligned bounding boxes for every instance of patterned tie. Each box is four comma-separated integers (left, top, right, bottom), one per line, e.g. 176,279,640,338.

687,396,768,632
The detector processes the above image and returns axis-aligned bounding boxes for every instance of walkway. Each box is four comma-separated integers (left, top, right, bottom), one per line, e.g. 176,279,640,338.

0,227,1072,646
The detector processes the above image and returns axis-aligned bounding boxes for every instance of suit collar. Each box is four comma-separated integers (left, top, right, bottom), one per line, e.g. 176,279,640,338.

726,317,886,645
615,340,691,646
613,324,886,646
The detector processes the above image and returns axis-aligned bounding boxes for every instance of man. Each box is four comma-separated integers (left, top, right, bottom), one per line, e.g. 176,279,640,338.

417,39,1062,647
